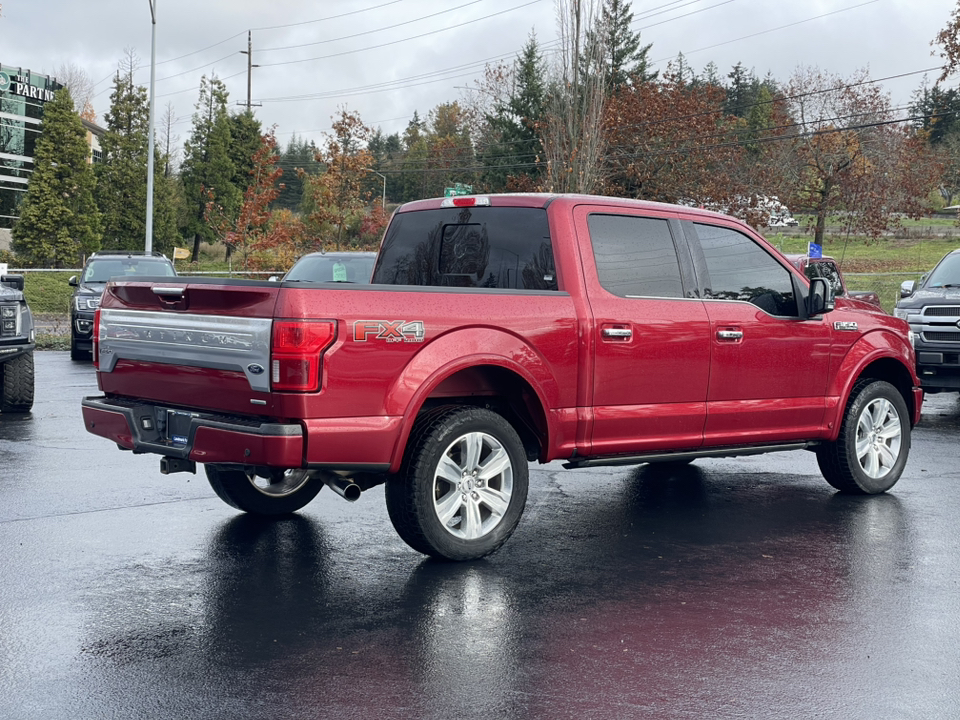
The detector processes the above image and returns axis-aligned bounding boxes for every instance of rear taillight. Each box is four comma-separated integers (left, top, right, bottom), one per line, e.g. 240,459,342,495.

92,307,101,369
271,319,337,392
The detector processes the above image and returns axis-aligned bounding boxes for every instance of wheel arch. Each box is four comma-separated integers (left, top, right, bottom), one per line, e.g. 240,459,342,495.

385,332,556,473
827,337,919,440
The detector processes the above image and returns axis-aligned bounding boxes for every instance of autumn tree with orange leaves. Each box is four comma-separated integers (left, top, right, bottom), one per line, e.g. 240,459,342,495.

204,129,298,270
302,109,375,251
934,2,960,82
603,65,774,222
782,67,940,245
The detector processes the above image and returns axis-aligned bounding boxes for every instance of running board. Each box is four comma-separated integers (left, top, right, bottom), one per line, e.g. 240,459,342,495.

562,442,816,469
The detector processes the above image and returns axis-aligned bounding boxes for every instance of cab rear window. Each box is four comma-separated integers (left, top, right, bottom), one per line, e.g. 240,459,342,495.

371,207,557,291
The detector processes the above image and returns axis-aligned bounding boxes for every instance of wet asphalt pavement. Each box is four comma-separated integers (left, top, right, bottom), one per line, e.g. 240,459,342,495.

2,352,960,720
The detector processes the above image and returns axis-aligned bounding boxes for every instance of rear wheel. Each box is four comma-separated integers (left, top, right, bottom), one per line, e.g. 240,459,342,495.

205,465,323,515
1,352,34,413
816,379,910,494
385,406,529,561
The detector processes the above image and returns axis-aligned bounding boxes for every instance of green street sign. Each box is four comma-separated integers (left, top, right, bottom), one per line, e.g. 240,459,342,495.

444,183,473,197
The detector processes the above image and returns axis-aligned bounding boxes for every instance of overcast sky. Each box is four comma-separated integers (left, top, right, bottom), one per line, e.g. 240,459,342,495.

1,0,954,150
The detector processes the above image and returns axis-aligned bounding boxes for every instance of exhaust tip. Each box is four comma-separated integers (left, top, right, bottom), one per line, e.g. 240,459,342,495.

323,475,362,502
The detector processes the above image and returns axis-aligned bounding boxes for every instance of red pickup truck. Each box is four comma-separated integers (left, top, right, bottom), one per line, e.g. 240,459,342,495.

82,194,922,560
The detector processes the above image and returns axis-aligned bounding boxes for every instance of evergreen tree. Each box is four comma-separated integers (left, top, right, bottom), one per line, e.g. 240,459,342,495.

273,133,320,212
180,75,237,261
366,128,402,205
398,112,427,201
12,87,101,266
96,58,159,252
911,82,960,143
229,111,263,197
725,62,754,117
481,32,547,190
597,0,656,91
699,62,723,90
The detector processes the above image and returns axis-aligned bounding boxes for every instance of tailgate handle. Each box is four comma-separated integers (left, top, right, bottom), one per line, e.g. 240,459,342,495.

152,287,184,297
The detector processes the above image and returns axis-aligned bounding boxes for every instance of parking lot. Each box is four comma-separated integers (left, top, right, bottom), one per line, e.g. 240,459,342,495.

2,352,959,719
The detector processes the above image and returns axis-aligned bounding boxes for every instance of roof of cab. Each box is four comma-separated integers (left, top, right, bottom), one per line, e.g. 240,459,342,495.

395,193,746,225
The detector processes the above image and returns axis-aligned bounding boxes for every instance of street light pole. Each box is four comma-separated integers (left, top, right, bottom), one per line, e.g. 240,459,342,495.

145,0,157,253
364,168,386,209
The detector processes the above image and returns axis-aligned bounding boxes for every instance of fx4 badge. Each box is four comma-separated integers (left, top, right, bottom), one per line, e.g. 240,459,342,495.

354,320,425,343
834,321,858,332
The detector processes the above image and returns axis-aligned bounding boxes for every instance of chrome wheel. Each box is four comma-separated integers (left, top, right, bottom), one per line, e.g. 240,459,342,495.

433,431,514,541
855,397,902,480
252,469,312,497
816,379,910,495
385,406,529,560
205,465,323,515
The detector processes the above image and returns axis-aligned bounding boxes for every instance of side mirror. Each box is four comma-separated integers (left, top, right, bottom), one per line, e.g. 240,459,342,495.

268,275,280,282
807,277,834,316
900,280,916,298
69,275,79,287
0,274,24,292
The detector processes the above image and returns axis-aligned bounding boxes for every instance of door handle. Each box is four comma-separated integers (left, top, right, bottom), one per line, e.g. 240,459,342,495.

716,329,743,341
602,327,632,339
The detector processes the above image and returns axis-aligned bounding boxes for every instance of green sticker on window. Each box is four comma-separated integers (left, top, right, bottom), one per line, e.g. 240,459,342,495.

332,262,347,282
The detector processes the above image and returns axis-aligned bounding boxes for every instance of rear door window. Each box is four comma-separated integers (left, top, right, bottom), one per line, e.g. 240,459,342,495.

588,214,684,298
372,206,557,291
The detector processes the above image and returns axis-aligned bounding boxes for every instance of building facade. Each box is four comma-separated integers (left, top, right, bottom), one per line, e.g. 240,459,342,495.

0,65,65,248
0,64,105,252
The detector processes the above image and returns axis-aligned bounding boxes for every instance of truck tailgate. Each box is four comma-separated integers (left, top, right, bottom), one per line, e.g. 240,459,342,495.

96,278,282,415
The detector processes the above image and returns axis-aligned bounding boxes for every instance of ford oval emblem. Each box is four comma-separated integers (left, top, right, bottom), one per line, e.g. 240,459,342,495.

247,363,265,375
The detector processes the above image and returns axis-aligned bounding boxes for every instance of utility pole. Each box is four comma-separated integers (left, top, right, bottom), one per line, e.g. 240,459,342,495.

145,0,157,253
238,31,261,113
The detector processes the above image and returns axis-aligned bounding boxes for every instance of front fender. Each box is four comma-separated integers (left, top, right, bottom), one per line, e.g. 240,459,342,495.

824,328,919,437
384,327,561,470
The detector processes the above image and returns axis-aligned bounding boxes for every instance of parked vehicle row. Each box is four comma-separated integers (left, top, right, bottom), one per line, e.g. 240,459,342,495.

80,193,923,561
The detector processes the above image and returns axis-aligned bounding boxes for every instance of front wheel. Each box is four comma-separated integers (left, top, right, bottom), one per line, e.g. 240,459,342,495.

816,379,910,494
205,465,324,515
1,352,34,413
385,406,529,561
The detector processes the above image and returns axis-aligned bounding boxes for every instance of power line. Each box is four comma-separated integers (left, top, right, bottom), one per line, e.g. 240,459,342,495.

256,0,487,54
257,0,545,69
647,0,882,64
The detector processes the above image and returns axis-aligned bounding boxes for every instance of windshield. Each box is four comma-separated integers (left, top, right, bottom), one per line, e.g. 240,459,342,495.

82,258,176,283
926,253,960,288
285,254,375,283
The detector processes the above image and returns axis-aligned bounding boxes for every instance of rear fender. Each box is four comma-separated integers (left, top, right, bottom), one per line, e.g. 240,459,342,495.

385,328,558,471
825,329,920,438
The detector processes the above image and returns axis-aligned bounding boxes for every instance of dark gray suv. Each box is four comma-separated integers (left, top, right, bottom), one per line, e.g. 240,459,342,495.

69,252,176,361
0,273,35,412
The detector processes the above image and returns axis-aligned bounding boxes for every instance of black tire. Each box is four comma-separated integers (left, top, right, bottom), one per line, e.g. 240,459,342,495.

1,352,34,413
205,464,324,515
816,379,910,494
385,406,529,561
70,336,90,362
